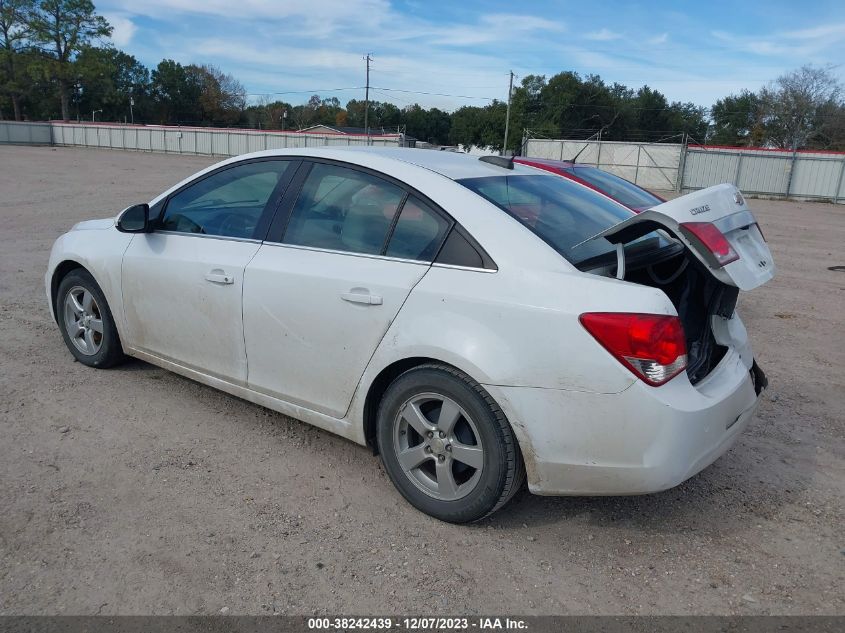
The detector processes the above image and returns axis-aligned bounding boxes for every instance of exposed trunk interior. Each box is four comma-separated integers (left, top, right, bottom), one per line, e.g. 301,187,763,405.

623,250,739,385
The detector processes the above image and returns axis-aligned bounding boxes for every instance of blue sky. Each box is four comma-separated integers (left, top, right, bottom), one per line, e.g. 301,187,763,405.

96,0,845,111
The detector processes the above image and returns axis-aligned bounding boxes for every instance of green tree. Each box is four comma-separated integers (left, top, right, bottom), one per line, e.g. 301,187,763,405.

185,63,246,125
0,0,34,120
150,59,198,124
29,0,111,121
449,101,507,151
710,90,762,146
74,45,149,122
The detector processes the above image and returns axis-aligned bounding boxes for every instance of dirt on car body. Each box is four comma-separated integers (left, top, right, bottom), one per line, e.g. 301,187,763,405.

0,146,843,616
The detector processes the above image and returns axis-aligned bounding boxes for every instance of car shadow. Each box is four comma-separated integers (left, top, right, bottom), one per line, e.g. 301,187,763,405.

107,361,819,537
484,428,815,537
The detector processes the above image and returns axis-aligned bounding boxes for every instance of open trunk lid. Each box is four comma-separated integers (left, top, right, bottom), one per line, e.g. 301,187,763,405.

583,184,775,291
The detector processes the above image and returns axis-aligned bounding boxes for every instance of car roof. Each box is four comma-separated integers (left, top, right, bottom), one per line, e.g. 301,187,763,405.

239,147,546,181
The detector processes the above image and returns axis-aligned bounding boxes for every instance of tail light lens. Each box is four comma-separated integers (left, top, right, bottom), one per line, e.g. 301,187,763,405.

580,313,688,386
679,221,739,267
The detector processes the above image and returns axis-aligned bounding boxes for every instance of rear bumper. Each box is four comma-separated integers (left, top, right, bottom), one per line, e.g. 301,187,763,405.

485,352,766,496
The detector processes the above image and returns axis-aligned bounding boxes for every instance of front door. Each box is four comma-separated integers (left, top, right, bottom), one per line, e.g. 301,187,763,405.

121,159,295,383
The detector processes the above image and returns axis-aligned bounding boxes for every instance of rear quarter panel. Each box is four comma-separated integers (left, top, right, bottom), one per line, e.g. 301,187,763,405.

352,263,677,410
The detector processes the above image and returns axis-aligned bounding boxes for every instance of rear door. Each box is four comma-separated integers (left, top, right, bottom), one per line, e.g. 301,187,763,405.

242,161,452,418
585,183,774,290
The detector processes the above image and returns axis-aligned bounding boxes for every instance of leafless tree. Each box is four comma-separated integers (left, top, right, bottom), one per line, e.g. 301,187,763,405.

759,65,843,150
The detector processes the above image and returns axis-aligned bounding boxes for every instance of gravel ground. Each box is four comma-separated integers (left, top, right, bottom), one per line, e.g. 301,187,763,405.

0,145,843,616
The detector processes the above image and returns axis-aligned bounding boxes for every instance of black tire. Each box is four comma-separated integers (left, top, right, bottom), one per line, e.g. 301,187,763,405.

56,269,126,368
376,363,525,523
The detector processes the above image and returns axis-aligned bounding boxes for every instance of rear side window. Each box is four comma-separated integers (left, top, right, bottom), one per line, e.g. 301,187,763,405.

283,163,404,255
385,196,449,261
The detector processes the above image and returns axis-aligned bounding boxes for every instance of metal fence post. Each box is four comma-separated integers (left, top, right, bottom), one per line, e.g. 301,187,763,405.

634,145,642,185
785,150,798,198
833,156,845,204
674,134,687,192
734,151,744,187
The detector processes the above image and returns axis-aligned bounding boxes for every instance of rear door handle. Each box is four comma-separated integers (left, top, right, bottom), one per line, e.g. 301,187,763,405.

205,270,234,285
341,288,383,305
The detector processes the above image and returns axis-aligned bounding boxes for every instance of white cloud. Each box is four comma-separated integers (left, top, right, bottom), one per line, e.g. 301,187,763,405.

107,0,392,38
585,28,622,41
710,21,845,59
96,1,845,111
780,22,845,40
103,13,137,47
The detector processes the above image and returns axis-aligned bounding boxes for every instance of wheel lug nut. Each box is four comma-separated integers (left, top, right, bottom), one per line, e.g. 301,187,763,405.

424,446,432,453
426,431,433,439
445,444,452,452
437,455,445,462
438,431,445,438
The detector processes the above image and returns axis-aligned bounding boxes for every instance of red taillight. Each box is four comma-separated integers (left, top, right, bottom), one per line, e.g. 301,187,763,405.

679,221,739,267
579,313,688,386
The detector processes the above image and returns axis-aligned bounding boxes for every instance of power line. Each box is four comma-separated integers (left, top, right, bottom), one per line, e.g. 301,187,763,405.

245,87,363,96
371,86,496,101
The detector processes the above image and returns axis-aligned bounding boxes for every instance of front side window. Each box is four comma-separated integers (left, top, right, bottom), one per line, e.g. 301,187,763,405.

283,163,404,255
161,160,291,238
385,196,450,261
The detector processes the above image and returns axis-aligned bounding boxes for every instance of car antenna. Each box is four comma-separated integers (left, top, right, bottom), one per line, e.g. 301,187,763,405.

479,155,514,169
570,113,619,163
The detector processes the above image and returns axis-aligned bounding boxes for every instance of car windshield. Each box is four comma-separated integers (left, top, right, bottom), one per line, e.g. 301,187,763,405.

572,167,663,210
458,174,670,266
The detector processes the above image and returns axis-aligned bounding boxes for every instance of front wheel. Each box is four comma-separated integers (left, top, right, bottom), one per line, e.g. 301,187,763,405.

56,269,126,368
376,363,524,523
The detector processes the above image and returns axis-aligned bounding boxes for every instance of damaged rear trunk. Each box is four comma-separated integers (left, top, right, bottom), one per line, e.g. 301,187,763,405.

625,251,738,384
575,184,775,385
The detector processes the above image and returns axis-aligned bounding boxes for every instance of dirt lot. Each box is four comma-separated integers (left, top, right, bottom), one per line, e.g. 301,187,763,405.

0,145,843,616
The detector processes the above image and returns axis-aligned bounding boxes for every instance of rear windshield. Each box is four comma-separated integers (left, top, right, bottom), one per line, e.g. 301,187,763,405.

457,174,668,265
572,167,663,210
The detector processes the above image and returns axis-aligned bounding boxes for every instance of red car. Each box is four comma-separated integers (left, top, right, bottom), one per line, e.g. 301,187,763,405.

514,157,665,213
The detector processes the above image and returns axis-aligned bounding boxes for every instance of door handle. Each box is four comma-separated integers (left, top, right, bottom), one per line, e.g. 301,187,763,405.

341,288,383,305
205,270,234,285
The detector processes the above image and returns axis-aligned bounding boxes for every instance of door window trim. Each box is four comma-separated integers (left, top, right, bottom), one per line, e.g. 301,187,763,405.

155,157,302,242
264,157,456,263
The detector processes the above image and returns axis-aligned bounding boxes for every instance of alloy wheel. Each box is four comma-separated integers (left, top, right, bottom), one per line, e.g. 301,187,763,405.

63,285,103,356
392,392,485,501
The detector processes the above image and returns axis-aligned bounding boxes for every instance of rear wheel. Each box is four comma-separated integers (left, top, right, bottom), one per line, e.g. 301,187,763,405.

56,269,125,368
377,363,524,523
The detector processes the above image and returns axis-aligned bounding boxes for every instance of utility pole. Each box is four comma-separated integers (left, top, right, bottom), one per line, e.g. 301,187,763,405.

364,53,372,144
129,96,134,125
503,70,514,156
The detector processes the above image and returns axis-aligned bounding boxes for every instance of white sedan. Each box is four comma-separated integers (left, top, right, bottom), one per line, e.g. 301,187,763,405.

46,148,774,523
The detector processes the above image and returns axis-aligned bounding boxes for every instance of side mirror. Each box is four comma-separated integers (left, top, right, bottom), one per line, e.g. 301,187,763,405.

116,203,151,233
